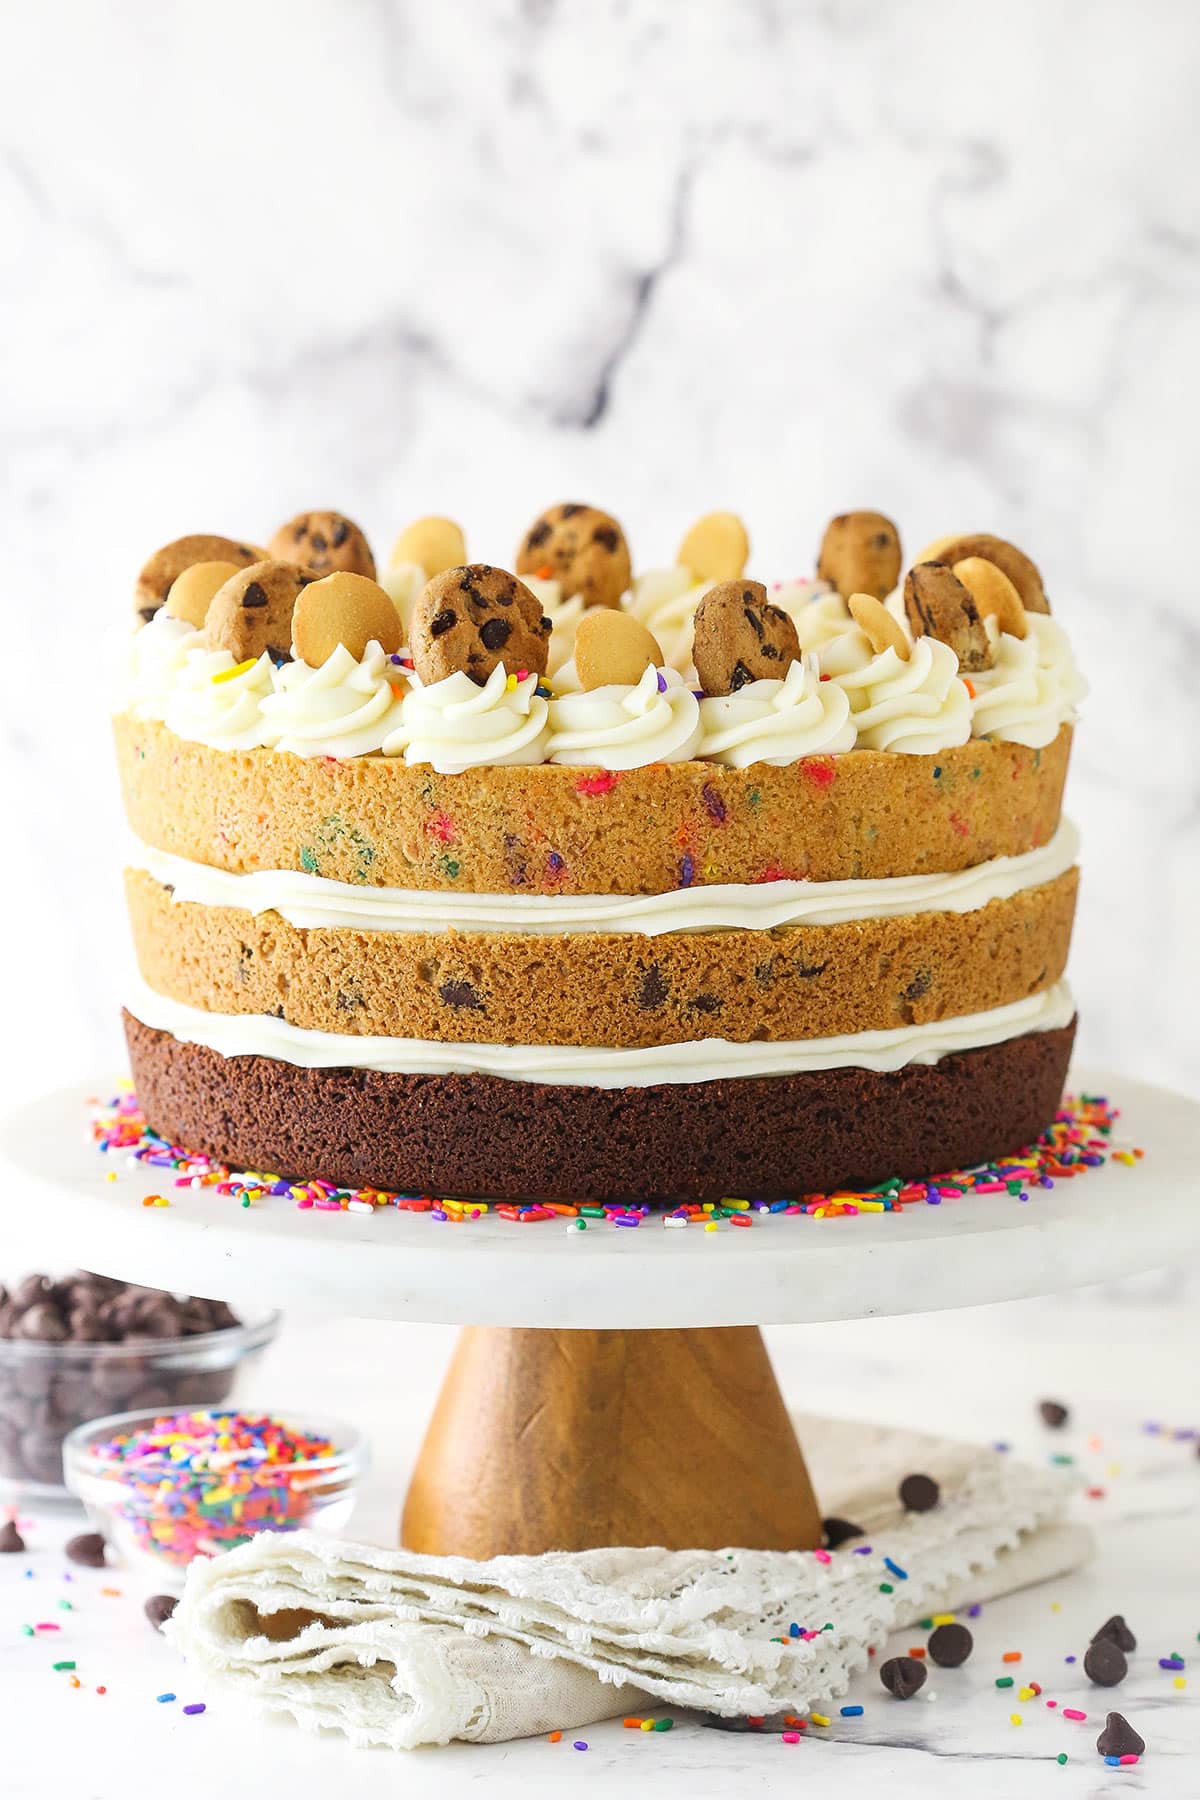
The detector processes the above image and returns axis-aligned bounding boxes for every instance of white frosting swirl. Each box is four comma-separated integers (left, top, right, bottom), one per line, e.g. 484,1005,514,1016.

125,977,1075,1089
622,567,712,673
546,664,702,768
971,614,1087,747
770,579,850,653
163,647,275,751
821,631,972,754
383,664,549,774
123,613,204,721
259,642,407,759
698,656,856,767
379,562,426,639
520,574,588,680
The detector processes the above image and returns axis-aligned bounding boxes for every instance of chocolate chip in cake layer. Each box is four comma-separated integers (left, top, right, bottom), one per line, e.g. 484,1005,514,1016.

1091,1614,1137,1652
1084,1638,1128,1687
64,1531,107,1567
821,1516,865,1550
927,1622,974,1667
880,1655,927,1699
1039,1398,1070,1428
898,1471,940,1513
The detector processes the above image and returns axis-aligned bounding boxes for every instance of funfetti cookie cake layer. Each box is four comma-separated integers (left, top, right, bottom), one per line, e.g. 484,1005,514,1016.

114,506,1087,1202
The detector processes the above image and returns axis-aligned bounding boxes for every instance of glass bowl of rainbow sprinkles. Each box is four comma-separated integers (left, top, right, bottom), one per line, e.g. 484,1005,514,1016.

63,1406,366,1585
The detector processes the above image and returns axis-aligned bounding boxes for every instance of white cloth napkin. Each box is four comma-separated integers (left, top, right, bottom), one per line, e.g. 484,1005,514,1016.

168,1414,1091,1749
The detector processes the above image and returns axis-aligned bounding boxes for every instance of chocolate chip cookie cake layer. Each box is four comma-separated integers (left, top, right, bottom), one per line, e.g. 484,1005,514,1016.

116,508,1086,1202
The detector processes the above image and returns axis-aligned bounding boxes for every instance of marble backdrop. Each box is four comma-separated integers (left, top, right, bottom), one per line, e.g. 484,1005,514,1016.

2,0,1198,1099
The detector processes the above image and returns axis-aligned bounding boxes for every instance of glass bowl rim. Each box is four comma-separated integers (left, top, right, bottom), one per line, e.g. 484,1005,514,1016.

62,1404,368,1483
0,1306,282,1361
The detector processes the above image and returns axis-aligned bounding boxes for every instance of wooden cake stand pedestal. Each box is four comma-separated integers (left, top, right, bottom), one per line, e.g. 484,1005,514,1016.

3,1069,1198,1560
401,1324,821,1556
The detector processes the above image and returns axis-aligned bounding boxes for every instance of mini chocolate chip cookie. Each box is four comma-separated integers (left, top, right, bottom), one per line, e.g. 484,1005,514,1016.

267,511,376,579
292,572,402,666
410,564,551,687
692,580,801,695
204,560,316,663
515,503,632,609
817,511,903,601
135,535,265,624
921,533,1048,614
903,563,992,672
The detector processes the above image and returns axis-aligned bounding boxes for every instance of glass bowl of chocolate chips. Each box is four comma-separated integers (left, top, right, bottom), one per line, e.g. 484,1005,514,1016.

0,1272,280,1498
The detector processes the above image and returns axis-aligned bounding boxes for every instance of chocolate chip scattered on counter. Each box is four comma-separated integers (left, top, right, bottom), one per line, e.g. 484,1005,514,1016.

880,1655,927,1699
1096,1712,1145,1759
64,1532,107,1568
898,1472,940,1513
144,1594,178,1631
821,1516,865,1551
1039,1399,1070,1428
1092,1614,1137,1652
1084,1639,1128,1687
927,1622,974,1667
0,1520,26,1553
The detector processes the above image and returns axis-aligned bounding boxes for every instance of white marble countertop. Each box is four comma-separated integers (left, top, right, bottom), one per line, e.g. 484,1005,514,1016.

4,1284,1197,1797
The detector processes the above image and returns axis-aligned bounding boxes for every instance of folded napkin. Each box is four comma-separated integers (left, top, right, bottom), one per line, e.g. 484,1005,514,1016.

168,1414,1091,1749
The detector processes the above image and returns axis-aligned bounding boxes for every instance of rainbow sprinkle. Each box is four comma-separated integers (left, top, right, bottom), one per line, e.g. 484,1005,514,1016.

82,1410,339,1568
93,1092,1138,1231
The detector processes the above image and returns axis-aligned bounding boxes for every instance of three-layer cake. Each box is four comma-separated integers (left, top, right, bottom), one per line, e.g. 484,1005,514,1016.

115,505,1084,1201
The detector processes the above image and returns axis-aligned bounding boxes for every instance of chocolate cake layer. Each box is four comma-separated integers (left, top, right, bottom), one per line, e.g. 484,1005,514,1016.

124,1011,1076,1203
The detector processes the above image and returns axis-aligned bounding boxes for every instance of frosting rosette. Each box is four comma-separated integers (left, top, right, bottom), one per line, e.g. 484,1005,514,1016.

546,664,702,768
971,614,1087,747
770,579,850,654
163,647,275,751
124,612,204,722
522,573,589,680
821,630,971,754
698,655,856,768
383,663,549,774
378,562,426,640
621,567,711,674
260,641,407,759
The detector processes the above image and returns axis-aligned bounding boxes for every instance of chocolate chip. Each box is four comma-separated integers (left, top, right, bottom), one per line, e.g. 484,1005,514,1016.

144,1593,178,1631
927,1622,973,1667
241,581,268,610
1084,1638,1127,1686
64,1531,107,1568
904,970,931,1002
743,606,764,638
438,980,484,1011
1092,1614,1137,1653
560,503,584,518
635,966,669,1011
880,1655,926,1698
1039,1399,1069,1428
898,1472,940,1513
592,524,619,551
1096,1712,1145,1759
309,531,327,553
690,994,723,1014
821,1516,864,1550
480,617,511,651
14,1303,68,1343
0,1520,26,1553
729,660,754,691
430,608,457,637
331,519,349,547
525,521,551,550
